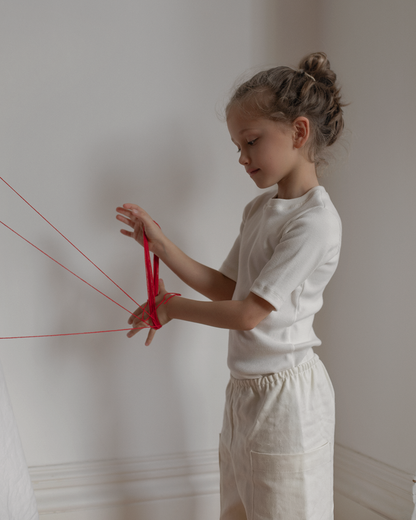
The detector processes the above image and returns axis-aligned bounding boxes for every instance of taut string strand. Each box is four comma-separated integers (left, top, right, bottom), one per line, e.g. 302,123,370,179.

0,177,172,339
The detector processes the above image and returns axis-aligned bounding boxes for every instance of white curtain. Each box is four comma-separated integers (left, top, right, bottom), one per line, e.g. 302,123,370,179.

0,362,38,520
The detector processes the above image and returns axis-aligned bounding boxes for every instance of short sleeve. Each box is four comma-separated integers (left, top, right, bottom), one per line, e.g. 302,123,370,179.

250,207,342,310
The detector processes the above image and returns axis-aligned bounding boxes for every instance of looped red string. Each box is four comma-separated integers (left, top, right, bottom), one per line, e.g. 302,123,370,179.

142,227,181,330
143,228,161,330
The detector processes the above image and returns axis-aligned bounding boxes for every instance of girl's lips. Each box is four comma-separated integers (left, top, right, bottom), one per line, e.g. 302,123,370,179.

248,169,259,175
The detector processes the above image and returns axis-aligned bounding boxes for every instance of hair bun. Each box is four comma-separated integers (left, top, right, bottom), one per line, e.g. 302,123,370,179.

298,51,344,148
298,52,336,88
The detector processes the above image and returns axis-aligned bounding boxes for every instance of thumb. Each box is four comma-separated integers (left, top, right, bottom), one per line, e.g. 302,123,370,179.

158,278,166,293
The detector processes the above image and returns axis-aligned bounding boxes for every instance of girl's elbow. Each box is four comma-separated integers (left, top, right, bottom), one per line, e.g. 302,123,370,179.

241,314,263,331
240,306,273,330
239,294,274,330
240,322,254,331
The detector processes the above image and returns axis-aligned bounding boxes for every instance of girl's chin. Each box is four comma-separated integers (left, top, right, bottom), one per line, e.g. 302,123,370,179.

252,178,276,189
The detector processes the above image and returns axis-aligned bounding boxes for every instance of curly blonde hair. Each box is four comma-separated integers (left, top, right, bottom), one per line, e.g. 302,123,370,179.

226,52,345,168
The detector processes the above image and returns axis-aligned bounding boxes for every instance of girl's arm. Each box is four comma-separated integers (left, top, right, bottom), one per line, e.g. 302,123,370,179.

116,204,236,301
164,292,274,330
128,280,274,345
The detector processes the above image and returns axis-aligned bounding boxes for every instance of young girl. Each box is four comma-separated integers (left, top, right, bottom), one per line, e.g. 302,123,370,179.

116,51,343,520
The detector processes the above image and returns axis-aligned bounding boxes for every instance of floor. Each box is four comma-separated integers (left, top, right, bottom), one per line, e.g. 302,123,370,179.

335,492,389,520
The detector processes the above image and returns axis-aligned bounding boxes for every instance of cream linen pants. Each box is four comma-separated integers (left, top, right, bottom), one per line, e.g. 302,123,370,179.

219,354,335,520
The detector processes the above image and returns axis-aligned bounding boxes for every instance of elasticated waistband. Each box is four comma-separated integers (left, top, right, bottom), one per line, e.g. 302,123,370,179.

229,354,320,389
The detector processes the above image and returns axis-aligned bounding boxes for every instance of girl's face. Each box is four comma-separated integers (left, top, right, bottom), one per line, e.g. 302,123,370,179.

227,106,306,193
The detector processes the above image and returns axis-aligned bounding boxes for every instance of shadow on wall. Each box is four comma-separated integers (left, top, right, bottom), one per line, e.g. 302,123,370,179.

250,0,321,67
99,119,200,515
43,117,201,515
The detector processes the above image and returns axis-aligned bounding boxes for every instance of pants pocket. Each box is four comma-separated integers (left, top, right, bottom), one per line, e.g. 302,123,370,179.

250,441,333,520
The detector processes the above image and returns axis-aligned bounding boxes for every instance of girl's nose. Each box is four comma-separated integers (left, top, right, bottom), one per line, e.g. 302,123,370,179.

239,151,250,165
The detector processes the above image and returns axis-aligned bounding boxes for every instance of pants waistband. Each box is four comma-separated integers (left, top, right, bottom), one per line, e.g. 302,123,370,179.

229,354,320,389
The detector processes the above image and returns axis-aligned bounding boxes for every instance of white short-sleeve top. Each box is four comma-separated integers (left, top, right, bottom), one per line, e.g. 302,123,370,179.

219,186,342,379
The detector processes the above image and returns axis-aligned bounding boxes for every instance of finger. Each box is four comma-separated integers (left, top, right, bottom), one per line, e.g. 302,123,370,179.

122,203,146,213
127,325,142,338
130,304,152,327
123,206,152,226
116,215,141,233
120,229,133,237
127,304,146,327
116,207,148,228
116,214,134,226
158,278,166,292
127,315,151,335
128,307,142,325
156,278,167,299
145,328,156,346
116,207,133,218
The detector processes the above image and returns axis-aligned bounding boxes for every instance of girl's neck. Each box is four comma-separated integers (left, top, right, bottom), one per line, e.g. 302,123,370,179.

275,163,319,200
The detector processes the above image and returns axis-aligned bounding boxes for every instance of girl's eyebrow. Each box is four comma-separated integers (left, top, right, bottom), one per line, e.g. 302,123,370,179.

239,125,262,136
231,127,260,144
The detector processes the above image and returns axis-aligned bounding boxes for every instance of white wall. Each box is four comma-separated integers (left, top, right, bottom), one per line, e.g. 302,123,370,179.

314,0,416,476
0,0,331,480
2,0,414,516
0,0,265,470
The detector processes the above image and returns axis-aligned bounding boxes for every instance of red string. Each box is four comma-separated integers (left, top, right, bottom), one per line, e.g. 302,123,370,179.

0,177,140,308
0,177,181,339
0,328,149,340
0,219,140,319
0,177,161,339
142,227,181,329
143,229,161,329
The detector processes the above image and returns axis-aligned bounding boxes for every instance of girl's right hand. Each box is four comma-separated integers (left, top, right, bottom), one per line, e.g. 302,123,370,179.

126,279,172,344
116,204,165,255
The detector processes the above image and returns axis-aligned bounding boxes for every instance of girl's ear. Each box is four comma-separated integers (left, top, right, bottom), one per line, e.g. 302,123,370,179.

292,117,310,149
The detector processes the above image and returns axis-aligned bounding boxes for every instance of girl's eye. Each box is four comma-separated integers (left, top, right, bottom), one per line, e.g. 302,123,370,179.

235,138,257,152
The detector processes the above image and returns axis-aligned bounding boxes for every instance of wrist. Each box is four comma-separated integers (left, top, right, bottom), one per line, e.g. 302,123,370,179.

150,237,168,261
167,293,180,320
157,293,181,323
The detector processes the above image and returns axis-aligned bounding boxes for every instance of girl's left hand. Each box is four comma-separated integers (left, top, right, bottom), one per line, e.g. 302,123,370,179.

127,279,171,345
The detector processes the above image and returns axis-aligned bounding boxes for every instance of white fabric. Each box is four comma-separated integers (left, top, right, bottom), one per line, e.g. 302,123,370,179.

0,362,38,520
219,354,335,519
219,186,341,379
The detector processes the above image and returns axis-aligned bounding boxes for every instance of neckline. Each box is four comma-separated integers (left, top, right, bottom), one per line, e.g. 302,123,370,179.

270,185,323,205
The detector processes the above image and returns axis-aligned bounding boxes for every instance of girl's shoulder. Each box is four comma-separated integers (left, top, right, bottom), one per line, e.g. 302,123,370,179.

283,188,342,251
242,190,276,220
243,186,340,221
243,187,342,246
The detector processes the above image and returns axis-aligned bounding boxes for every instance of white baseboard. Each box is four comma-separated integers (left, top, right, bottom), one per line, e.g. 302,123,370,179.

334,443,415,520
30,449,220,515
36,494,221,520
30,444,415,520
